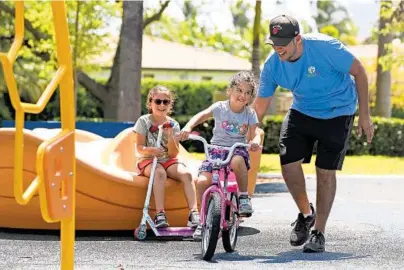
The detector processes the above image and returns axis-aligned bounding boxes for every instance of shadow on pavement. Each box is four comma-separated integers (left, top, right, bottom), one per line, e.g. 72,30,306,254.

0,225,261,242
214,249,370,263
238,226,260,237
254,182,288,194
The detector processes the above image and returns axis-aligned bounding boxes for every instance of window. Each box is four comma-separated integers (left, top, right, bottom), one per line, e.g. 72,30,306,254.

143,73,155,79
201,76,213,81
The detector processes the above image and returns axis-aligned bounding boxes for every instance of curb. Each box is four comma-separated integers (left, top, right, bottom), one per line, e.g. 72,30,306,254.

254,173,404,194
257,172,404,180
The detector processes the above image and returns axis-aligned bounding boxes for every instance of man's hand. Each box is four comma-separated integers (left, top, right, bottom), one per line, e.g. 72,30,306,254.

357,113,374,143
249,141,261,152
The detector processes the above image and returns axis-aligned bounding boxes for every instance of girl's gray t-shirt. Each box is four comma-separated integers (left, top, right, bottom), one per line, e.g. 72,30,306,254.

210,101,259,147
133,114,181,162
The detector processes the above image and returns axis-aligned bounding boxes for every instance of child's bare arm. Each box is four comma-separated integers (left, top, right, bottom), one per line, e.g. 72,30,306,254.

185,107,213,130
166,128,180,158
248,125,261,144
247,124,261,152
134,133,164,157
180,106,214,140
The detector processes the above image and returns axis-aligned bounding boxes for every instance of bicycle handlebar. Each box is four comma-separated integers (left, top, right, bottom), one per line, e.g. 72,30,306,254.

187,134,249,166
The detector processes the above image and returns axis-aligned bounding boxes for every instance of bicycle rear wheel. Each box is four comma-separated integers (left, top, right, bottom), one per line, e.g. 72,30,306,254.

201,193,221,261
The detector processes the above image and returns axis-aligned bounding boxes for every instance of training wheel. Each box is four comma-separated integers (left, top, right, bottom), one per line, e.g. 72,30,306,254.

134,225,147,240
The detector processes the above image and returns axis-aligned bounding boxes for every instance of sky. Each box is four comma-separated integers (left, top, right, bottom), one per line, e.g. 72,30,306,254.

144,0,380,42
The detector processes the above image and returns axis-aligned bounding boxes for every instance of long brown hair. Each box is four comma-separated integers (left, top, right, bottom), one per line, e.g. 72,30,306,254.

146,85,176,115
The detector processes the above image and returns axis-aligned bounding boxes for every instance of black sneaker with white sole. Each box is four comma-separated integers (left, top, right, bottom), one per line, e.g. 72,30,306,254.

303,229,325,253
187,210,200,228
290,203,316,246
154,211,169,228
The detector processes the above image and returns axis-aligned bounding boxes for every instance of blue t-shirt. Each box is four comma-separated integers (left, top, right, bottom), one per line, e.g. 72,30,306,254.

258,33,358,119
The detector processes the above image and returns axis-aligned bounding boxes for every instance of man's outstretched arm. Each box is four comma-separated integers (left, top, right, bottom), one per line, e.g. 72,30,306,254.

252,96,273,123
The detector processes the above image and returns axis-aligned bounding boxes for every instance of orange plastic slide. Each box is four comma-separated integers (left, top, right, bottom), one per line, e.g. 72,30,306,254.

0,127,264,230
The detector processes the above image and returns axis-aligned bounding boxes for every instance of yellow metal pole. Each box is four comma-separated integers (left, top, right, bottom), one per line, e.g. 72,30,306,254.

1,1,76,269
50,2,76,270
8,1,24,63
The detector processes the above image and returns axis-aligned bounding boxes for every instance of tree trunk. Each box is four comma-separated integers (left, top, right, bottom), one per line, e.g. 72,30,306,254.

375,2,394,117
78,3,144,122
0,1,169,121
116,1,143,121
251,0,261,80
78,1,169,121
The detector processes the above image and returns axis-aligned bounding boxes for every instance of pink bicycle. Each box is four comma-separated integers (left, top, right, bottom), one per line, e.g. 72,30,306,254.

187,134,251,261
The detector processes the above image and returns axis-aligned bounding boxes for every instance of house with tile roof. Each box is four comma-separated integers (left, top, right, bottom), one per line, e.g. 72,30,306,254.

92,35,252,82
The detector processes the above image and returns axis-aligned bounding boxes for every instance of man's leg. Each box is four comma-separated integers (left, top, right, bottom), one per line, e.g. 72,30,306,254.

279,110,317,247
302,165,336,253
314,167,337,233
281,159,310,215
303,114,354,253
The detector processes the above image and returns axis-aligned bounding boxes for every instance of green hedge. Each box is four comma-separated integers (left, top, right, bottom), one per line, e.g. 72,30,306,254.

141,79,227,116
176,115,404,157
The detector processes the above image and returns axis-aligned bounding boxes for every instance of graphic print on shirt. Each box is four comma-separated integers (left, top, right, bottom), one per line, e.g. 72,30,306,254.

221,120,248,135
307,65,319,78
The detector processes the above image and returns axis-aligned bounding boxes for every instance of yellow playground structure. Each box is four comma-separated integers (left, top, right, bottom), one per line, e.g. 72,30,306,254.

0,1,264,269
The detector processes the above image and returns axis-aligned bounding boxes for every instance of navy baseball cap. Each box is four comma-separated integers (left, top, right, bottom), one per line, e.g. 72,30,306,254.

265,14,300,46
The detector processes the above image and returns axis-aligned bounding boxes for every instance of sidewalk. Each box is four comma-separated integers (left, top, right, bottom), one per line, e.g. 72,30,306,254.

257,172,404,180
254,172,404,194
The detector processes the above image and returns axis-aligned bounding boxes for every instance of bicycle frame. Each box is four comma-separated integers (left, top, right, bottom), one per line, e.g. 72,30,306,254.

187,134,249,230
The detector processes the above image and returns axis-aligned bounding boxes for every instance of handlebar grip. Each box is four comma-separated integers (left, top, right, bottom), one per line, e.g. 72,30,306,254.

188,133,199,140
163,121,175,128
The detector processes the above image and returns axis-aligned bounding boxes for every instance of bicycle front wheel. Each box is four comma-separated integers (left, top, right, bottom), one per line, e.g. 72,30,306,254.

201,193,221,261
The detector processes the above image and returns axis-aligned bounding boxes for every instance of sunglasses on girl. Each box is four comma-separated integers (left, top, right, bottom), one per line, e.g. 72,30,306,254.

152,99,171,105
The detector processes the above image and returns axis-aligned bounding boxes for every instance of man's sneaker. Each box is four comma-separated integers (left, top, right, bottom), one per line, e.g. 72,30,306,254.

193,224,202,240
239,195,254,216
187,210,200,228
154,211,169,228
303,229,325,253
290,203,316,246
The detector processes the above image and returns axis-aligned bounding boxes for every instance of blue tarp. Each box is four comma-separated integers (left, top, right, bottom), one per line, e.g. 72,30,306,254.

2,120,135,138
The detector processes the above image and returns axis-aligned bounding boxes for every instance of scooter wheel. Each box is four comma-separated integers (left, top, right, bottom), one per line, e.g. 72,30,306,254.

134,225,147,240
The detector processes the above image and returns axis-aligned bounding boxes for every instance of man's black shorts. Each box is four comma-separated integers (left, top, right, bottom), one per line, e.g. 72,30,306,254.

279,109,355,170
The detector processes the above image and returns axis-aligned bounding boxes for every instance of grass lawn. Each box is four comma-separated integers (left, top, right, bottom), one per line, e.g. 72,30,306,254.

190,153,404,175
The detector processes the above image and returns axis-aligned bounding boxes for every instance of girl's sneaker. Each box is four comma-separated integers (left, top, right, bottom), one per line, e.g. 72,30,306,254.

187,210,200,228
238,195,253,216
193,224,202,240
154,211,169,228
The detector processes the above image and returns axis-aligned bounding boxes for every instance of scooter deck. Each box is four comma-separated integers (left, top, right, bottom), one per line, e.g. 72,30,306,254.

156,227,195,237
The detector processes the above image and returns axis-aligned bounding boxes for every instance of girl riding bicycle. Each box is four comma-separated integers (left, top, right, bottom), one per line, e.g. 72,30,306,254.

179,71,261,238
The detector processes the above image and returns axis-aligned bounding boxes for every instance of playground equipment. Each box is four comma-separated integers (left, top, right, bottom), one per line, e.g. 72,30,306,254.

0,1,265,269
0,2,75,269
0,127,264,230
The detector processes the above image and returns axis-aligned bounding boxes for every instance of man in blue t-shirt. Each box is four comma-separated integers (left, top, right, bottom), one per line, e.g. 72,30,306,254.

253,14,374,253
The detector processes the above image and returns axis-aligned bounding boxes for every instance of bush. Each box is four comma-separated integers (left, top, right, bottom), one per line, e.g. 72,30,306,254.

141,79,227,116
176,114,404,157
